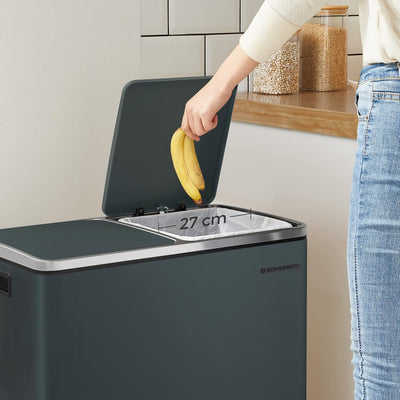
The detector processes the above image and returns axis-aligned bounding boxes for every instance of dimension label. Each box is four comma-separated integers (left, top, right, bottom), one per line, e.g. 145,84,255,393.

180,214,227,230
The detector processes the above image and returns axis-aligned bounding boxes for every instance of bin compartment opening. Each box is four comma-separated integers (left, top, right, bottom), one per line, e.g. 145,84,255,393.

119,206,292,241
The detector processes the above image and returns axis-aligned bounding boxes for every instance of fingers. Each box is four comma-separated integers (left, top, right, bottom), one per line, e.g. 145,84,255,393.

181,109,200,141
193,113,207,138
203,114,218,131
181,103,218,140
186,101,207,138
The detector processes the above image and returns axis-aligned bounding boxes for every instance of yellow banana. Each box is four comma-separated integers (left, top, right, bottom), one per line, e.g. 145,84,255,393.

183,135,205,191
170,128,203,205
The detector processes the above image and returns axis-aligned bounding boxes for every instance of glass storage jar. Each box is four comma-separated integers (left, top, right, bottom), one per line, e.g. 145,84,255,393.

300,5,349,91
253,33,300,95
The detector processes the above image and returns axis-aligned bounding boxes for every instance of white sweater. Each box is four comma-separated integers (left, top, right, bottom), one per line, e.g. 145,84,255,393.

240,0,400,66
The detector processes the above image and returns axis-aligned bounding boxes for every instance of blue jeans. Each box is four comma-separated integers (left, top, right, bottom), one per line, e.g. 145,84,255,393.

348,62,400,400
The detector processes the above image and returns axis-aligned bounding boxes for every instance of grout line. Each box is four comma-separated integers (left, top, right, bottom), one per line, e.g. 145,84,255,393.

167,0,170,35
141,32,243,38
239,0,242,32
204,35,207,76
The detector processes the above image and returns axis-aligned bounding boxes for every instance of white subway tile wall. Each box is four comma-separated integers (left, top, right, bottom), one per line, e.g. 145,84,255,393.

347,15,363,54
170,0,240,34
140,0,362,88
140,36,204,78
141,0,168,35
348,54,363,81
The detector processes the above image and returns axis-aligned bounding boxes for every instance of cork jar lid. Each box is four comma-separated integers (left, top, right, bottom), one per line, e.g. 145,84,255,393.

316,5,349,16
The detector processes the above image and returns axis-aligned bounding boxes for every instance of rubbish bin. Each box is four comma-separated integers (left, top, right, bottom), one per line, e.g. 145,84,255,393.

0,77,307,400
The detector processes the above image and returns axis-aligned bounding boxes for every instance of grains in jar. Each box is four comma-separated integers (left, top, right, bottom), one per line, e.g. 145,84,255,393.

299,6,349,91
253,38,300,95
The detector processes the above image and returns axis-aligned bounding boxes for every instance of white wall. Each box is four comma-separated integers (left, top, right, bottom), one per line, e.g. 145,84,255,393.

0,0,140,229
215,121,357,400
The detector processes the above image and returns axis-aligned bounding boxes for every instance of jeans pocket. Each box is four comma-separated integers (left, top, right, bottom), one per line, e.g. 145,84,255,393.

355,82,373,121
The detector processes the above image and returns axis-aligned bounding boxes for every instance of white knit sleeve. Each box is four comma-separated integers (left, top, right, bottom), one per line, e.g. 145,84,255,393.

240,0,324,63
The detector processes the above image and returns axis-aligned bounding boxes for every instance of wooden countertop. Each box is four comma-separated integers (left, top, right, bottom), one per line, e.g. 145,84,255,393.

232,85,357,139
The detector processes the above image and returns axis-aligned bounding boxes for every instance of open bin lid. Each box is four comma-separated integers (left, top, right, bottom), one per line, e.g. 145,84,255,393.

102,77,237,217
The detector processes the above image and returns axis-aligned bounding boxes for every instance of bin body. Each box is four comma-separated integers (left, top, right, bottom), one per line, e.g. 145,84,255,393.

0,235,306,400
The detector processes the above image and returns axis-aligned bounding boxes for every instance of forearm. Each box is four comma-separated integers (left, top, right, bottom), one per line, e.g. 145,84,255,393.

212,44,259,94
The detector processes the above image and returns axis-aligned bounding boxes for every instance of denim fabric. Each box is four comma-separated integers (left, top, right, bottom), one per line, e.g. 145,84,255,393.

348,62,400,400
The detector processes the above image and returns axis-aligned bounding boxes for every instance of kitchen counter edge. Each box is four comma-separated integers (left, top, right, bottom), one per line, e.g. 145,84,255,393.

232,85,358,139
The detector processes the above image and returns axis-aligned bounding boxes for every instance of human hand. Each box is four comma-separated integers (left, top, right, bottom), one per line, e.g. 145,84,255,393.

181,44,259,141
181,77,233,141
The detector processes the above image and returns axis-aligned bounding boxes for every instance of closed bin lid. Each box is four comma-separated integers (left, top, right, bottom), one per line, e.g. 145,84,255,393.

102,77,237,218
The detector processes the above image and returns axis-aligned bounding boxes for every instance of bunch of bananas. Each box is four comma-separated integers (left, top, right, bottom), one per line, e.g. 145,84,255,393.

170,127,205,205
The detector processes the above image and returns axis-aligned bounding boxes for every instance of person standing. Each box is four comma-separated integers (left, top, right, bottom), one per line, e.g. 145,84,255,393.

181,1,400,399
